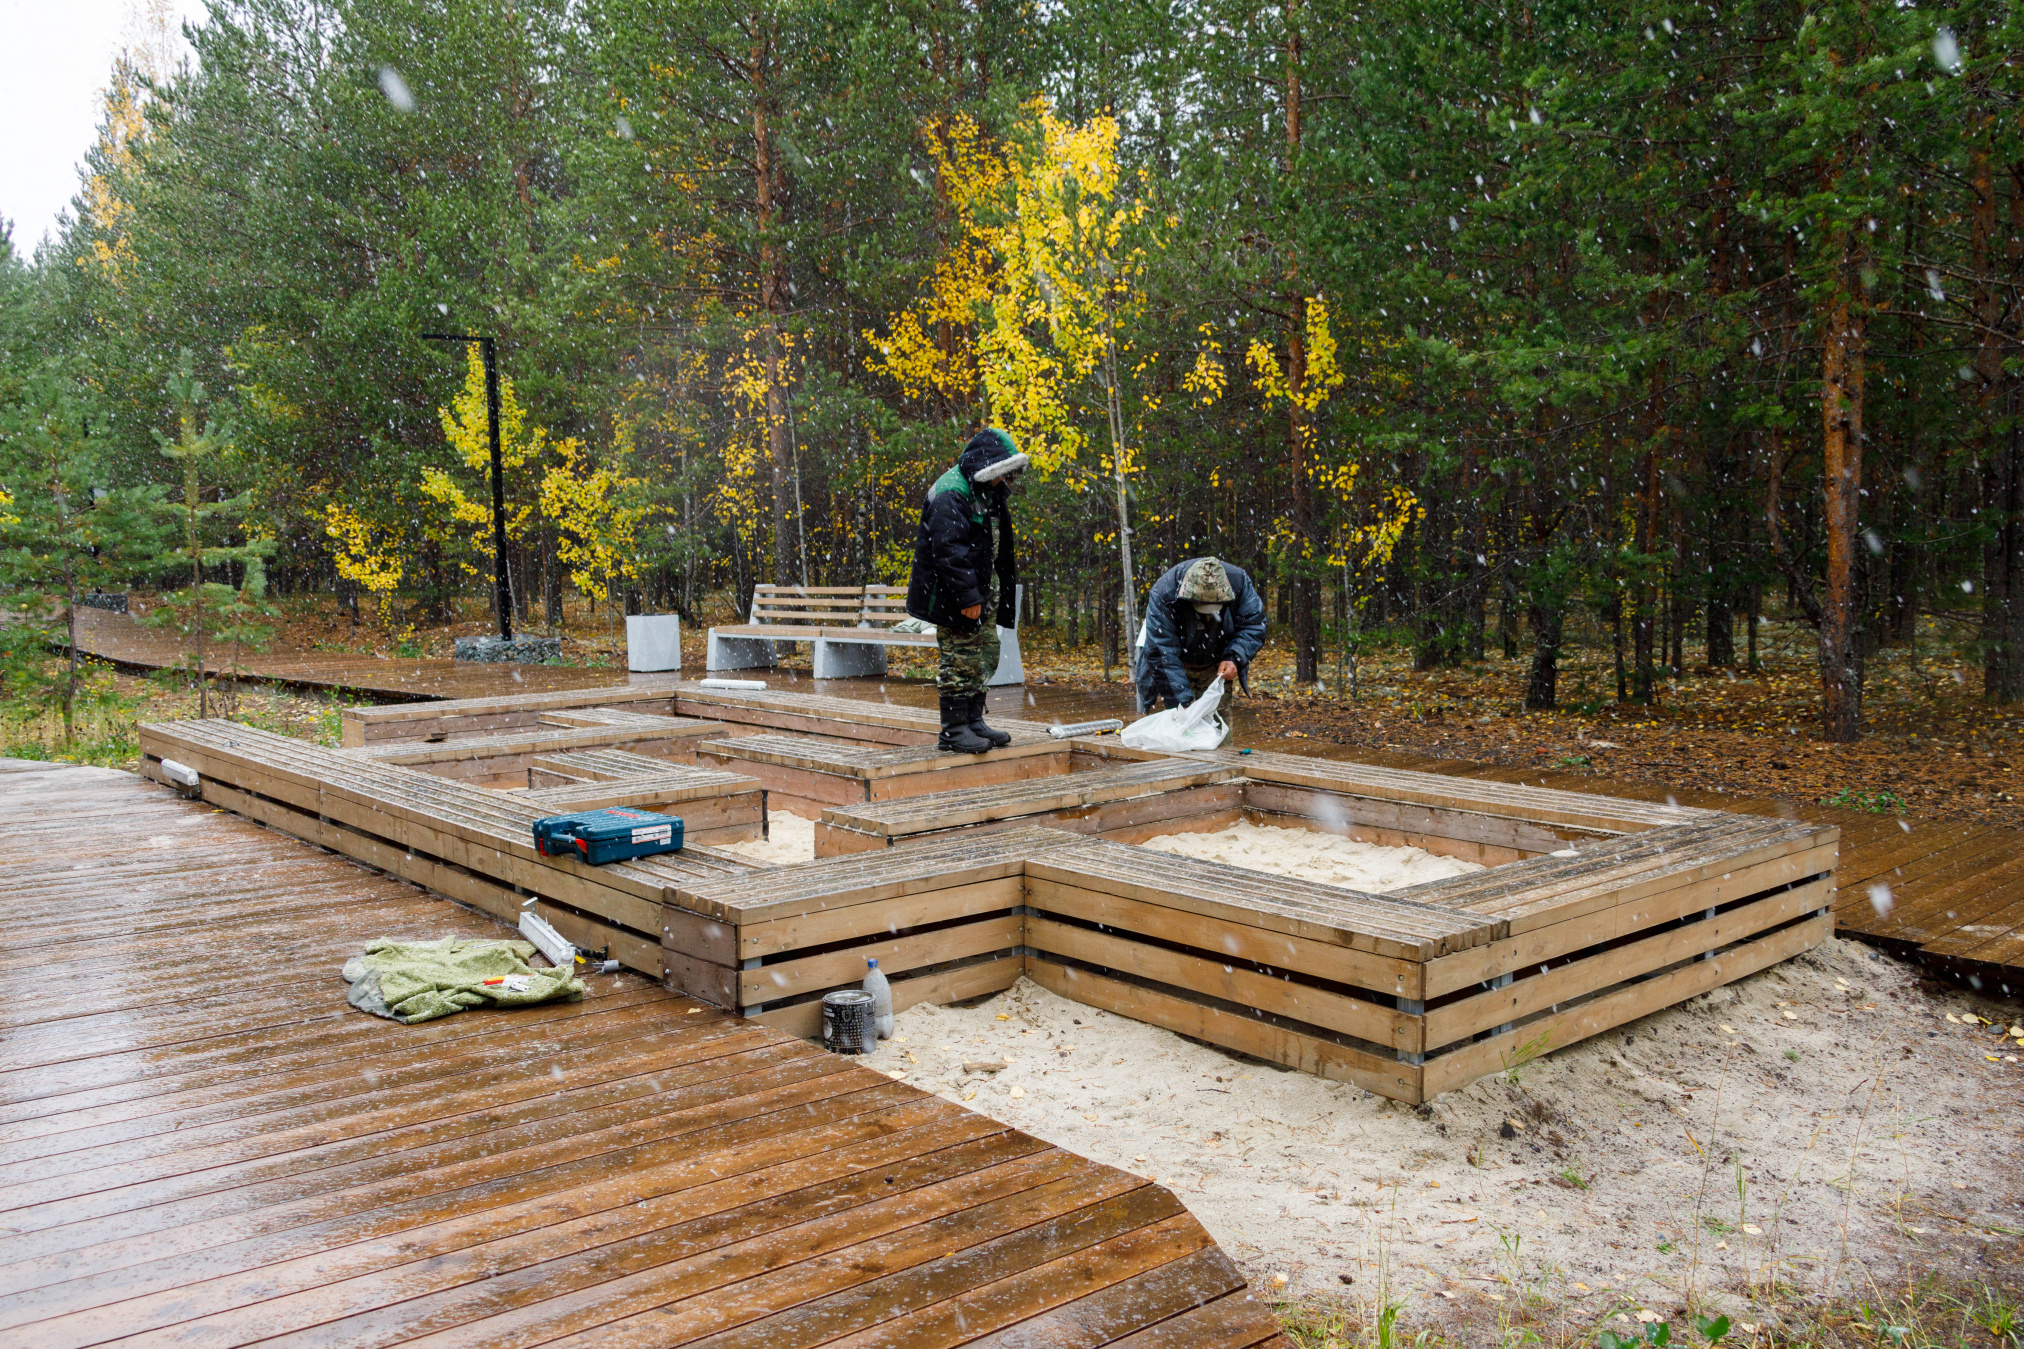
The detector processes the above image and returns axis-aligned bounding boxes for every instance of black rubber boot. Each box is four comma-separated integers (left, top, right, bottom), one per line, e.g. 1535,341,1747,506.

968,693,1011,748
937,693,992,753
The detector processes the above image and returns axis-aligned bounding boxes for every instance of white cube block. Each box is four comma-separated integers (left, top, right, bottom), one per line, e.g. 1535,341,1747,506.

626,614,683,672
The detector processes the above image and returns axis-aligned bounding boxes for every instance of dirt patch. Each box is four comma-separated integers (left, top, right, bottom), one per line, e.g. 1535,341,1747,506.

859,939,2024,1328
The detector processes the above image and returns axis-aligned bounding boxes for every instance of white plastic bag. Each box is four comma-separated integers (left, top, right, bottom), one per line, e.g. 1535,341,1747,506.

1119,676,1230,752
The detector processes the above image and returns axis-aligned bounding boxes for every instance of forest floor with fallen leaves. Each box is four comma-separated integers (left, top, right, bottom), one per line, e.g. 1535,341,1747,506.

1017,611,2024,832
36,592,2024,831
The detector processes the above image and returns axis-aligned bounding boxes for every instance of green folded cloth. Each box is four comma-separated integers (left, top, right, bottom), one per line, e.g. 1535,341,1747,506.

342,937,585,1024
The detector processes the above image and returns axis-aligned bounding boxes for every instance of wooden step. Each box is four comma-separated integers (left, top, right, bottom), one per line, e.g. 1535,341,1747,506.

347,716,730,784
523,752,765,841
698,733,1075,814
815,760,1243,854
339,683,684,746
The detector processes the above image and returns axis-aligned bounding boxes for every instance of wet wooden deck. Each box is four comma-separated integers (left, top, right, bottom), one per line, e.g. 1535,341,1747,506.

69,606,637,702
0,761,1286,1349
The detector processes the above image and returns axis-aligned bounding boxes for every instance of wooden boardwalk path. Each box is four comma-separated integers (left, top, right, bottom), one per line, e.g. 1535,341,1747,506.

69,606,637,702
0,761,1285,1349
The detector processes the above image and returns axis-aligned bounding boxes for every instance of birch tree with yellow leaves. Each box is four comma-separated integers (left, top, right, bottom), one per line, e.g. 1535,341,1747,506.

970,103,1155,653
416,344,569,624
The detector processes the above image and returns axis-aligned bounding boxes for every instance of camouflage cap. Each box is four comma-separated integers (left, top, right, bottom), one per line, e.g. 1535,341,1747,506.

1178,557,1235,603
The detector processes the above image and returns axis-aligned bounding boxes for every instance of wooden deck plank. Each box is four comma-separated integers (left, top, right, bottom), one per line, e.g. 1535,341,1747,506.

0,763,1276,1349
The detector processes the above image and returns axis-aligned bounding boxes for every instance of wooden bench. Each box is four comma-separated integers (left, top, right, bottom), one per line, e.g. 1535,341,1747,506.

814,759,1246,855
706,582,1024,683
672,681,1054,747
1021,815,1834,1098
662,808,1835,1101
338,684,683,747
522,750,766,843
668,826,1092,1029
1077,740,1712,865
139,720,755,976
697,732,1075,815
145,696,1841,1102
347,715,730,785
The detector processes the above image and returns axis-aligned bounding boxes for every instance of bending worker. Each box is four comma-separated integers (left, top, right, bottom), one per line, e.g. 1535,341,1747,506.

1134,556,1267,712
905,427,1029,753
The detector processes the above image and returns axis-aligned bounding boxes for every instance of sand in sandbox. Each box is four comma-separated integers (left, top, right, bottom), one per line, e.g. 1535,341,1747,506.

861,940,2024,1323
1138,819,1483,891
718,811,816,865
716,816,1485,890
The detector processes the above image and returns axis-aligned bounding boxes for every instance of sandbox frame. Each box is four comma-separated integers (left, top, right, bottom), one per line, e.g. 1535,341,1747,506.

140,683,1838,1104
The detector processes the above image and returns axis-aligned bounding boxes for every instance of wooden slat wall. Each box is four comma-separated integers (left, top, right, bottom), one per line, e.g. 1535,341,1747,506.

1315,746,2024,981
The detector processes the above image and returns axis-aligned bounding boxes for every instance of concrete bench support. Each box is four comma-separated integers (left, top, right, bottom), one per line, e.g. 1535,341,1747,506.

813,637,889,679
707,631,777,671
988,623,1024,686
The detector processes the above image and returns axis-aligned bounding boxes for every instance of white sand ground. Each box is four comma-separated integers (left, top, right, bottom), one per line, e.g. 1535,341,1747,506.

728,813,2022,1324
1138,819,1483,891
860,946,2024,1331
718,811,817,865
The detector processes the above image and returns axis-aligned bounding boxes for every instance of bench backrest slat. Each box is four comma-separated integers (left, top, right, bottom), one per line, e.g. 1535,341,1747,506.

750,584,865,627
859,584,910,627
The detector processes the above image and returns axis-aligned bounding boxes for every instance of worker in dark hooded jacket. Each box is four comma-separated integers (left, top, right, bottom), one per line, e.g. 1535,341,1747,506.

1133,556,1267,713
906,428,1030,752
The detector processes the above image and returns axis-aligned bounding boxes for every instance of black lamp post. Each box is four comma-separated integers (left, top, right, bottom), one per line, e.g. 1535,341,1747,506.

421,332,512,640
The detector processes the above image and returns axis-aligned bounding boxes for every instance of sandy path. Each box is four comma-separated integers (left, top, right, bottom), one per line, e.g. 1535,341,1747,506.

858,939,2024,1329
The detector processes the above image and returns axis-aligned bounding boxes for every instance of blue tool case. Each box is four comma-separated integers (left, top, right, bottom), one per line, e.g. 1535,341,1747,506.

532,807,684,865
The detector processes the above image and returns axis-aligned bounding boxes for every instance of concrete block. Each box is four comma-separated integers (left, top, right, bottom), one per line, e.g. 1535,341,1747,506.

813,638,888,679
707,630,777,670
626,614,682,672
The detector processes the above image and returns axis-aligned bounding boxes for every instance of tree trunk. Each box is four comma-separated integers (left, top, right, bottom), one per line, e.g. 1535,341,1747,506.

1707,590,1734,668
1283,0,1320,684
752,22,796,586
1101,331,1139,659
1632,437,1659,703
542,520,562,629
1817,248,1866,742
1975,143,2024,700
1747,584,1760,672
1525,600,1562,710
62,561,78,743
1609,588,1627,703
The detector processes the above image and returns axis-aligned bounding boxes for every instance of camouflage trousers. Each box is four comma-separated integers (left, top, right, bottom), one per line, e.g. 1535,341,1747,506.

937,610,1001,696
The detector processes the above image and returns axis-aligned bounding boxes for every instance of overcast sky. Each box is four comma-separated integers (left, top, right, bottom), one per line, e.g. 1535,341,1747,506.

1,0,205,259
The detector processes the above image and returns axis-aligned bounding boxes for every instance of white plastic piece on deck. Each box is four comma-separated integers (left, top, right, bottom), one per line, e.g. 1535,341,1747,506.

518,907,576,968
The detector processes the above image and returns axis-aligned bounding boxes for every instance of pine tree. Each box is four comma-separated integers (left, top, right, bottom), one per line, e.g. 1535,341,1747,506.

144,352,275,717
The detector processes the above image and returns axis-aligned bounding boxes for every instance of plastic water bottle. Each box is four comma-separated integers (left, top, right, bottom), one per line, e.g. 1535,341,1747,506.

863,958,894,1040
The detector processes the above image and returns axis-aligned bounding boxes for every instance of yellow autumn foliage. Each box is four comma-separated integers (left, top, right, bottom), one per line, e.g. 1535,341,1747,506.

322,502,406,625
